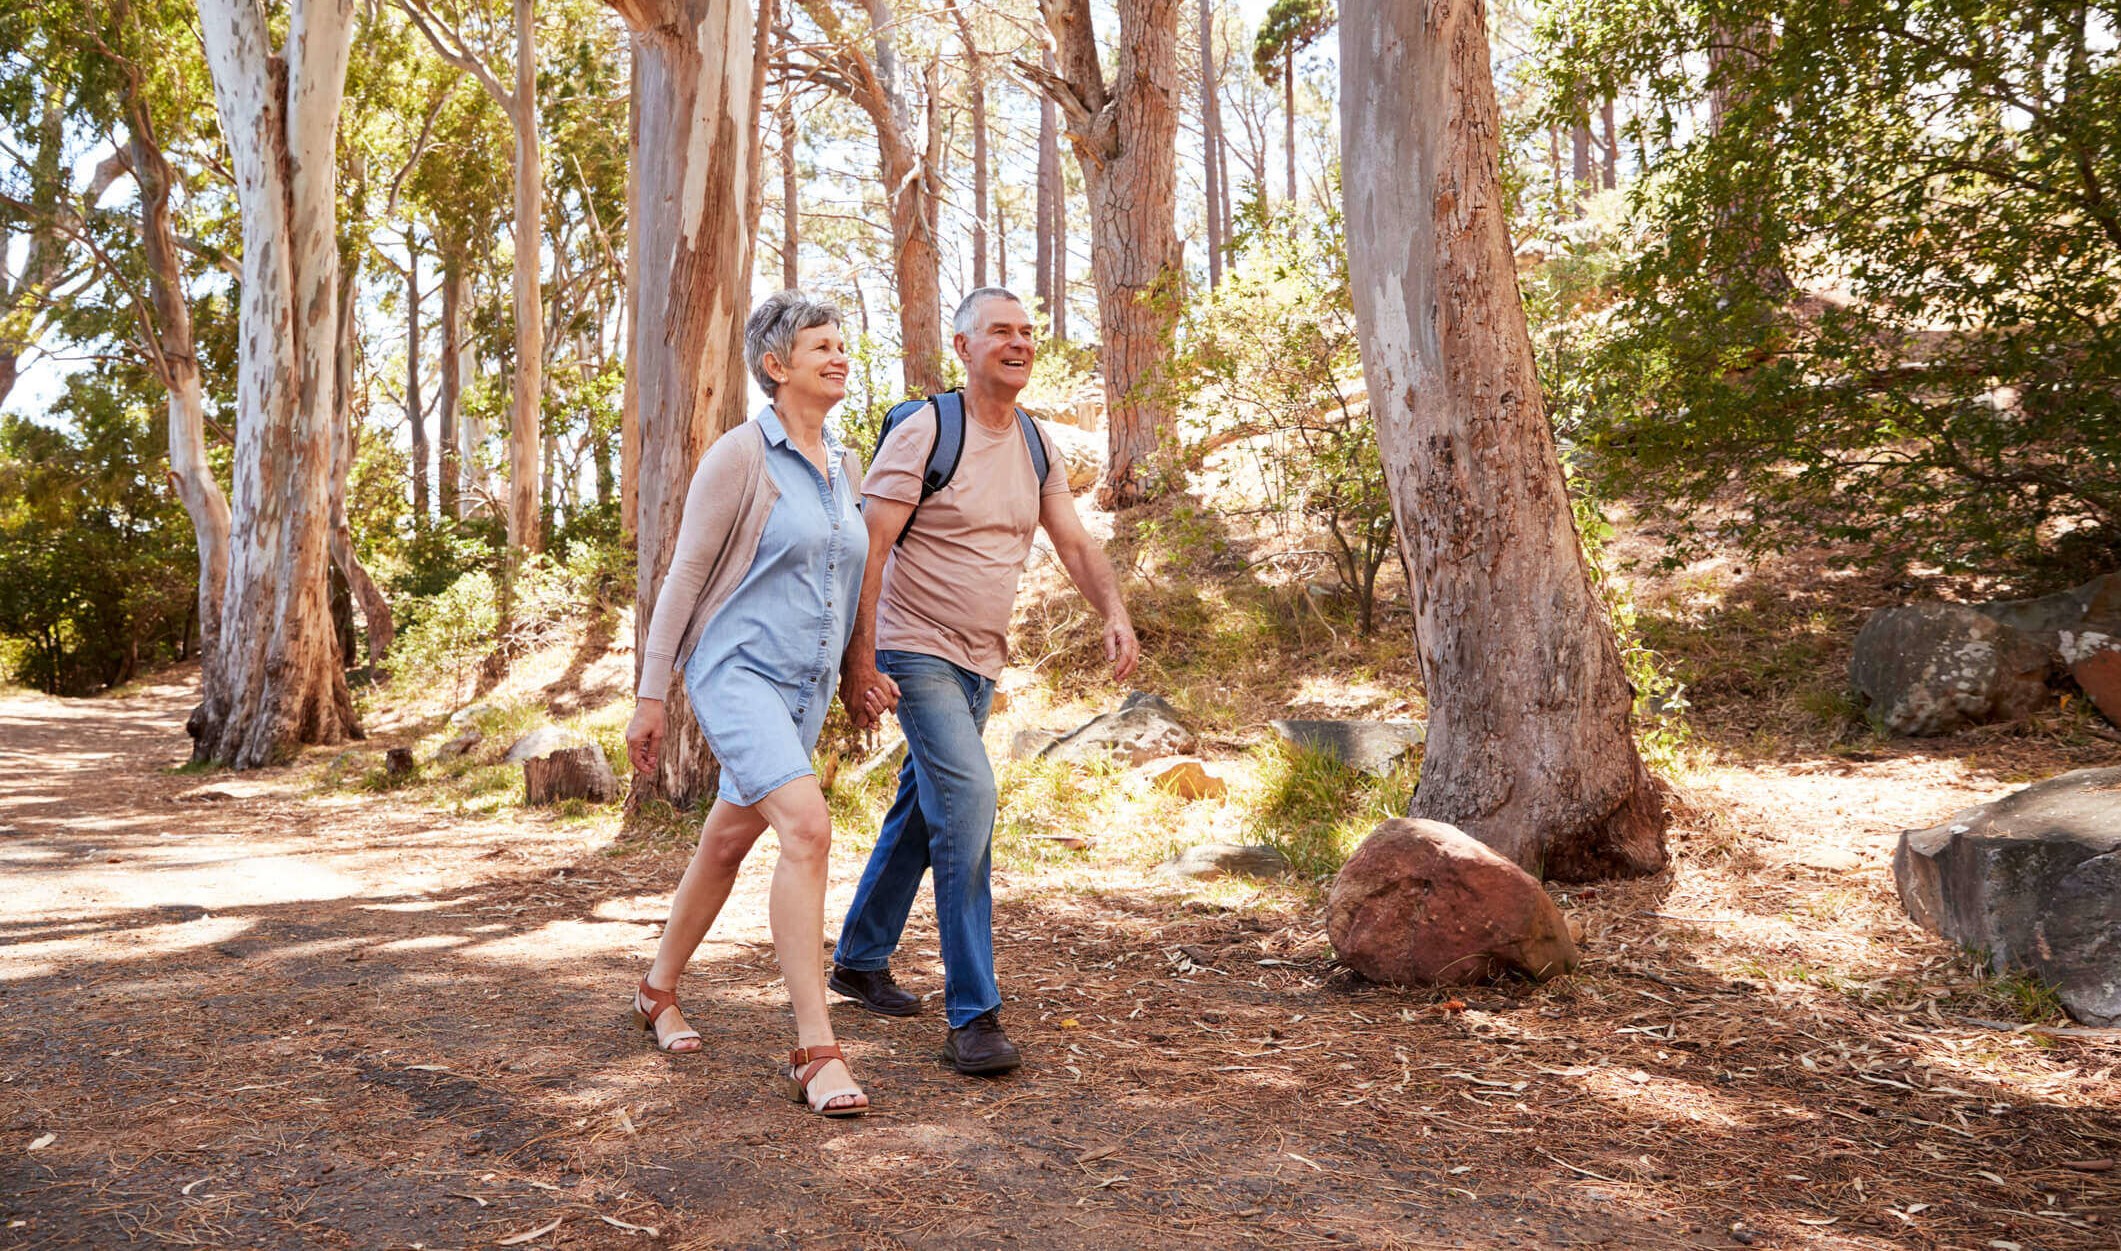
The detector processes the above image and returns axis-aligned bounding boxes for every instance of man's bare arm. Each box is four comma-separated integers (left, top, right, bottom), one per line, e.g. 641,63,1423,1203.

841,495,916,726
1039,490,1140,681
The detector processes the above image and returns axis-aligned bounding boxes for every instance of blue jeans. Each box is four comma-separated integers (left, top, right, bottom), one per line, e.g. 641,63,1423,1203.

834,649,999,1028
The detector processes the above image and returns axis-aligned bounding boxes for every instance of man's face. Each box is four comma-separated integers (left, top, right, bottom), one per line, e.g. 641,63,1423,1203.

954,297,1037,392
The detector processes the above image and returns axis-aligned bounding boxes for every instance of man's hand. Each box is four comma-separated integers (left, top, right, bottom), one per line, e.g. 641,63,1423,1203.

1105,614,1140,682
625,699,666,775
841,659,901,730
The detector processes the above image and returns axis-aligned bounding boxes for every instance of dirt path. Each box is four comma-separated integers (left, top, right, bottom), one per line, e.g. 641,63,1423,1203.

4,677,2118,1250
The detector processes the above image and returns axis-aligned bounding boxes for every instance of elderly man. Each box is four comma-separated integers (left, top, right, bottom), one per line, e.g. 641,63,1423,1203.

832,287,1138,1075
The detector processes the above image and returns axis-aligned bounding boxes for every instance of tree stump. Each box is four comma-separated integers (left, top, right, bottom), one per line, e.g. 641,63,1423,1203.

523,744,619,805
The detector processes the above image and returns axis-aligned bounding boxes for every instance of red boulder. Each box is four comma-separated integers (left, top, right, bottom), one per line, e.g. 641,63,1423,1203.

1327,818,1580,986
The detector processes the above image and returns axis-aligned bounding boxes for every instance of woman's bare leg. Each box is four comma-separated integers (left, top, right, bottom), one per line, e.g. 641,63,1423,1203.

753,777,864,1111
640,798,769,1050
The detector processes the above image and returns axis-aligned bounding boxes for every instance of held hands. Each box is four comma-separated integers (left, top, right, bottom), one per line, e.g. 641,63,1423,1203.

841,659,901,731
624,699,666,775
1106,614,1141,682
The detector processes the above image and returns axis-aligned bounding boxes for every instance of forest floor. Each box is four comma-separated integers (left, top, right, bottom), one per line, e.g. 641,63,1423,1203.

5,504,2121,1250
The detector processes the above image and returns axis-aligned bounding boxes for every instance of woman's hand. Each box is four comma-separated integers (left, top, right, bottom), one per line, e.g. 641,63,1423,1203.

840,659,900,730
625,699,667,775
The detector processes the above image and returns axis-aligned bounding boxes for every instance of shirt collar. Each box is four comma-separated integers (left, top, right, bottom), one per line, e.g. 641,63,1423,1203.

758,403,847,459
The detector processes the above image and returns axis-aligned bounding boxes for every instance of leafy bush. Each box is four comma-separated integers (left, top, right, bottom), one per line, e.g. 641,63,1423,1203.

1172,196,1397,632
1537,0,2121,580
393,571,500,697
0,374,200,693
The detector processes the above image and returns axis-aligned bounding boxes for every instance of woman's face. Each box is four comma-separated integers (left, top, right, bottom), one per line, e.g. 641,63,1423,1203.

770,323,850,408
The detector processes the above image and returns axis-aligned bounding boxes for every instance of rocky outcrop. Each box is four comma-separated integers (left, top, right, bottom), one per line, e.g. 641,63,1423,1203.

1271,719,1425,776
1042,692,1196,767
1041,421,1105,493
1326,818,1579,986
1850,604,2052,735
1894,768,2121,1026
1973,572,2121,665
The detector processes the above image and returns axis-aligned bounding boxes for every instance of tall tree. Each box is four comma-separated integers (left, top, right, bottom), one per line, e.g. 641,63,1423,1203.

948,0,988,289
1600,96,1617,189
400,0,545,554
121,48,232,712
1034,46,1062,337
189,0,363,766
1025,0,1182,507
1198,0,1223,288
607,0,758,806
1253,0,1331,207
791,0,946,395
780,97,800,289
1339,0,1668,880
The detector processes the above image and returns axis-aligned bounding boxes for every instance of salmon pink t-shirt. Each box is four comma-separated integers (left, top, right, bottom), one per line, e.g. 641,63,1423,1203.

863,404,1072,678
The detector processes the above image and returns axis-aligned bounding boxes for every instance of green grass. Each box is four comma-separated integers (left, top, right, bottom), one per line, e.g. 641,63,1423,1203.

1246,740,1418,879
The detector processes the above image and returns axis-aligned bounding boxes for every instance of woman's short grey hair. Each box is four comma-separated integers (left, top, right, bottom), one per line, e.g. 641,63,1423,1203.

745,290,843,397
952,286,1023,337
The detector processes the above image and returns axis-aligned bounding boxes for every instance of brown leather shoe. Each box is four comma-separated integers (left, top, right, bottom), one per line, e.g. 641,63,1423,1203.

828,964,922,1017
944,1009,1022,1075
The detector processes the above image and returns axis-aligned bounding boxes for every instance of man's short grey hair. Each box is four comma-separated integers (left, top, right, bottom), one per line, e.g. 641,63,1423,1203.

745,289,843,398
952,286,1026,337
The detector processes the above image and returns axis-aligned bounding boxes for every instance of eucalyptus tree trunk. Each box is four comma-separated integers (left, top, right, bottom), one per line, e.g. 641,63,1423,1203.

1601,98,1617,189
1026,0,1182,507
780,100,800,289
1339,0,1667,881
129,97,232,701
1281,45,1295,204
609,0,756,807
406,237,429,524
331,245,396,668
950,0,988,288
1034,50,1059,329
507,0,543,553
191,0,362,767
795,0,944,394
438,251,465,518
1198,0,1223,288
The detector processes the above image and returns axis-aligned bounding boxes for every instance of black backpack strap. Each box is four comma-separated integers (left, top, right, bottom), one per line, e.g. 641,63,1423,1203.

1014,408,1050,488
874,391,968,545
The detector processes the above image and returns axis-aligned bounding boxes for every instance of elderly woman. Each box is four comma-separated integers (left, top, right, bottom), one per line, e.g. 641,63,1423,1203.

623,290,895,1117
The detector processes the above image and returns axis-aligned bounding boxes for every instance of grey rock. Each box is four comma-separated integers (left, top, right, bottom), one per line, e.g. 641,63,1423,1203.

1160,842,1293,881
449,701,502,729
1850,604,2052,736
1973,572,2121,664
1042,692,1196,766
1894,767,2121,1027
1008,728,1061,761
1271,719,1426,776
433,727,483,763
505,725,587,764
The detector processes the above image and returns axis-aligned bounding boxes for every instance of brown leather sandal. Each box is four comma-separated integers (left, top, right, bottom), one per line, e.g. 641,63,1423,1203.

780,1044,868,1117
632,978,702,1053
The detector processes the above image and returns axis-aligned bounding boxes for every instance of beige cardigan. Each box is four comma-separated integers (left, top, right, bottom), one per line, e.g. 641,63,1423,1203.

635,418,864,701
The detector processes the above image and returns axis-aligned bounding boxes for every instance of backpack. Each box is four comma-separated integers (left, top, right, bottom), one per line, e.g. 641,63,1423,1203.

873,389,1052,545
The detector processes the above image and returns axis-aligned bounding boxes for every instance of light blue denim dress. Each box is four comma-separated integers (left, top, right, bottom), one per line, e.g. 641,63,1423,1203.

683,406,868,806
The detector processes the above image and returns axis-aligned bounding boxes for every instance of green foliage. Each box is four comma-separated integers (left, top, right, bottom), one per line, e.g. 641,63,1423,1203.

1253,0,1336,83
392,571,500,697
1566,459,1691,775
1536,0,2121,580
0,373,199,693
1172,193,1396,632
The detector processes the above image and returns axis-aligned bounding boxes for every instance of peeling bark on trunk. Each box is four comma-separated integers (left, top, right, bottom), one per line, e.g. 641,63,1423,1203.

129,97,233,713
1339,0,1667,882
191,0,362,767
620,81,640,545
1282,46,1295,205
1025,0,1182,508
611,0,756,808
